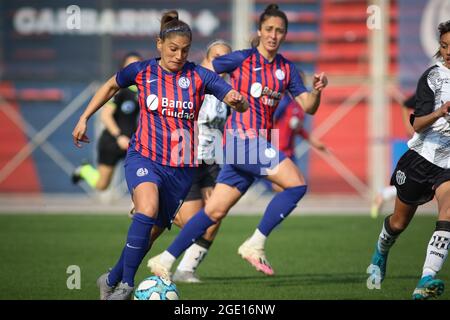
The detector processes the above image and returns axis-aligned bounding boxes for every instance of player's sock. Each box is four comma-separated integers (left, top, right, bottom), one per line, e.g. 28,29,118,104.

421,221,450,278
121,213,155,287
80,164,99,188
257,185,307,236
377,215,401,255
167,209,216,258
107,248,125,286
176,238,211,272
245,229,267,248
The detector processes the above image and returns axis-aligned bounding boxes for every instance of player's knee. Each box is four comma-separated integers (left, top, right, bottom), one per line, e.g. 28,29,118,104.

389,217,409,233
439,206,450,221
134,204,158,217
204,205,227,222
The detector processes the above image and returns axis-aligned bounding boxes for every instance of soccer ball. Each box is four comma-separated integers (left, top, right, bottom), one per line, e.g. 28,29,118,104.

133,276,179,300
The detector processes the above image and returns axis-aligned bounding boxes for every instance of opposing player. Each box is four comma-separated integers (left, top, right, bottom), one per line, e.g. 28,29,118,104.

72,52,141,191
370,94,416,218
148,3,328,278
72,10,248,300
367,20,450,300
171,40,232,283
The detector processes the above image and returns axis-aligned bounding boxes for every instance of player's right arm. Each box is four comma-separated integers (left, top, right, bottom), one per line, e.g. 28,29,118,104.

72,76,120,147
72,61,143,148
413,101,450,133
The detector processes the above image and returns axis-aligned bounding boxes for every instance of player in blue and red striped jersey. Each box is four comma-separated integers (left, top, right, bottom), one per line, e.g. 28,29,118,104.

148,3,328,278
72,10,248,300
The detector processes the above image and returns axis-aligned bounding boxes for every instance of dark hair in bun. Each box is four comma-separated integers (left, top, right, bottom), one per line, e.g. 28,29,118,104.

258,3,288,32
159,10,192,41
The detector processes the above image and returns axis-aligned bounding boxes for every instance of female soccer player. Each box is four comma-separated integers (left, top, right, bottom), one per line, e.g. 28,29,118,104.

171,40,232,283
148,3,328,278
367,20,450,300
72,52,141,191
72,11,248,300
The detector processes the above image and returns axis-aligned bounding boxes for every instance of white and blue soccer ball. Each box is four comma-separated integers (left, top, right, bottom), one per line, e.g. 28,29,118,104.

133,276,179,300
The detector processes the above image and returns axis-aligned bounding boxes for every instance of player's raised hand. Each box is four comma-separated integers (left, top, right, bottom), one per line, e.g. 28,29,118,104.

312,72,328,92
72,118,90,148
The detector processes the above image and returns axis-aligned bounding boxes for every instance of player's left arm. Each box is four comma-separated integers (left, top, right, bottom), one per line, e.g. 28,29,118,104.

295,72,328,115
223,89,249,113
200,66,249,113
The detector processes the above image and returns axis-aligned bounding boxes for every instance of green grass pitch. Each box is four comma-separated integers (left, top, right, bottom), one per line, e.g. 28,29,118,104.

0,214,448,300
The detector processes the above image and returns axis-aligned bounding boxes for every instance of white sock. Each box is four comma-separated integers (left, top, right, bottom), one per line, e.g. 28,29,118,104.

421,230,450,278
176,243,209,273
160,251,176,268
377,218,399,255
246,229,267,249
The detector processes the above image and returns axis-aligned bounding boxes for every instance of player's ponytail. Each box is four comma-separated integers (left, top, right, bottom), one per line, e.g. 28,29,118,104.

159,10,192,41
434,20,450,59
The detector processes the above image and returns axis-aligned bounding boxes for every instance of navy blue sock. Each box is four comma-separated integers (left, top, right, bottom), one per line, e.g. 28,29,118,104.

122,213,155,287
258,185,307,236
107,248,125,286
167,209,216,258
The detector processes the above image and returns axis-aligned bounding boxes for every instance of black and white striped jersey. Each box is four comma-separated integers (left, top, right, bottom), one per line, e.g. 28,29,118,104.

408,62,450,168
197,94,228,161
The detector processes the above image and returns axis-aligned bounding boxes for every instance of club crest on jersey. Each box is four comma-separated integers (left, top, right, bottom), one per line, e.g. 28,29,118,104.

178,77,190,89
136,168,149,177
396,170,406,185
146,94,159,111
275,69,285,80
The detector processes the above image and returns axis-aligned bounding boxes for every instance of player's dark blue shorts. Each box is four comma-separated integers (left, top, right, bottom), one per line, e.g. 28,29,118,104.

124,148,195,229
217,135,287,194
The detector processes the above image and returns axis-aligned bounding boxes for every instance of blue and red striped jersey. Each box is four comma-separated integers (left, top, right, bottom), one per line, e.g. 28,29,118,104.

116,58,232,167
213,48,307,141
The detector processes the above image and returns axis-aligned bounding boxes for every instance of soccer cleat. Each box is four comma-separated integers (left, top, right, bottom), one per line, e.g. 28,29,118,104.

106,282,134,300
370,194,383,219
172,270,201,283
71,165,83,184
368,245,388,283
412,276,444,300
96,272,115,300
237,239,274,276
147,254,172,280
